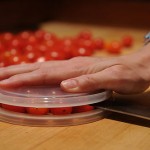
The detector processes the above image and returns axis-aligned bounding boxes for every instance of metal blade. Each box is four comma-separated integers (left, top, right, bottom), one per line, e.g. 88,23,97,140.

94,99,150,121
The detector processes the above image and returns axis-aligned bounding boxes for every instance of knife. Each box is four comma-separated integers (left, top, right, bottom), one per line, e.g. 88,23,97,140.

94,95,150,121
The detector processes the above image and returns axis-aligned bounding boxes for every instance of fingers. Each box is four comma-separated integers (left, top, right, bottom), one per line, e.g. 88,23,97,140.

0,63,40,80
0,72,42,87
0,60,67,80
0,57,120,88
61,65,149,94
0,63,88,87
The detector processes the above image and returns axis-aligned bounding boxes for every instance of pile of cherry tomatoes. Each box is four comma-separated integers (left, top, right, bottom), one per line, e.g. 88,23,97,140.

0,103,94,115
0,30,133,67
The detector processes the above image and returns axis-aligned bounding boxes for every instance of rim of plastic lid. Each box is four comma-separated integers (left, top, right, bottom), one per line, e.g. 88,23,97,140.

0,85,112,107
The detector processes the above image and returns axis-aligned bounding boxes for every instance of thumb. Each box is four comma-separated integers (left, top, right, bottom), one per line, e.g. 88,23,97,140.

60,69,114,93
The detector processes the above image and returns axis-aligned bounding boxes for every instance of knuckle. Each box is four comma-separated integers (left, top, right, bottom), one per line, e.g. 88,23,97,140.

110,65,125,77
80,75,97,88
35,69,49,84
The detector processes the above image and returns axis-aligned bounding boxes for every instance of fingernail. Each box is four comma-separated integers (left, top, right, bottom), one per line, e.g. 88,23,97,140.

61,79,78,89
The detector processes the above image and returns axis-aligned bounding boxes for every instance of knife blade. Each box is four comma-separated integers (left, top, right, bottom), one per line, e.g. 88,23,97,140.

94,99,150,121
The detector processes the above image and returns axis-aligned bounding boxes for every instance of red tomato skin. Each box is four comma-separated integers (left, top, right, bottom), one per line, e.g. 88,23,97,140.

1,104,26,113
26,107,49,115
76,39,95,51
106,41,122,54
73,105,94,113
77,31,92,40
45,49,66,60
71,47,93,57
94,38,105,50
50,107,73,115
122,35,133,47
34,30,46,41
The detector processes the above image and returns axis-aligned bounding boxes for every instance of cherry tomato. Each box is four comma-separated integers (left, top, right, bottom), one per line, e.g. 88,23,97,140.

0,41,5,53
44,40,55,48
94,38,105,50
77,39,95,51
25,51,41,63
18,31,32,40
61,46,74,59
1,32,14,42
7,38,24,50
1,104,26,113
23,44,35,53
122,35,133,47
27,35,38,46
0,51,13,66
45,49,66,60
43,32,58,41
35,56,46,63
26,107,49,115
73,105,94,113
34,30,46,41
61,37,74,47
8,55,21,65
71,47,93,57
77,30,92,40
106,41,122,54
36,44,49,54
50,107,72,115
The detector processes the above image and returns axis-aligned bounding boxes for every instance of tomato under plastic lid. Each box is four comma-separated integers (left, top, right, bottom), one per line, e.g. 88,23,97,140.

0,85,112,107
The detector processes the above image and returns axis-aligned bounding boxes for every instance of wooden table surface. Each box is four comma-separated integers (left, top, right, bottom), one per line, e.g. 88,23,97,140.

0,22,150,150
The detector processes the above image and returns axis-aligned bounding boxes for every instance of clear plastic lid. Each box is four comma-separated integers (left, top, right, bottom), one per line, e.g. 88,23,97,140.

0,85,112,107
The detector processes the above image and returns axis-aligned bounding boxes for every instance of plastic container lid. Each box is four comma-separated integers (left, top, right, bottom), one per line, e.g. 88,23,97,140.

0,85,112,108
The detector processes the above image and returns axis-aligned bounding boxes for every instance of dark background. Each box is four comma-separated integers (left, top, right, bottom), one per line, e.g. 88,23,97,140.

0,0,150,32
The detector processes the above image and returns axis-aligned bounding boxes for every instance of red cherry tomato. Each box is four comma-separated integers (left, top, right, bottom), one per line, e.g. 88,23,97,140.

71,47,93,57
1,51,13,66
76,39,95,51
122,35,133,47
77,30,92,40
1,32,14,42
7,38,25,50
94,38,105,50
18,31,32,40
43,40,55,48
8,54,22,65
35,56,46,63
61,37,74,47
0,41,5,53
43,32,58,41
106,41,122,54
26,107,49,115
34,30,46,41
50,107,72,115
73,105,94,113
1,104,26,113
36,44,49,53
25,51,41,63
23,44,35,53
61,46,74,59
45,49,66,60
27,35,38,46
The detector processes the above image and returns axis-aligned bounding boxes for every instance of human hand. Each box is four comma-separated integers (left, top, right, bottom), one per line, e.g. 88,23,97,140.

0,45,149,94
